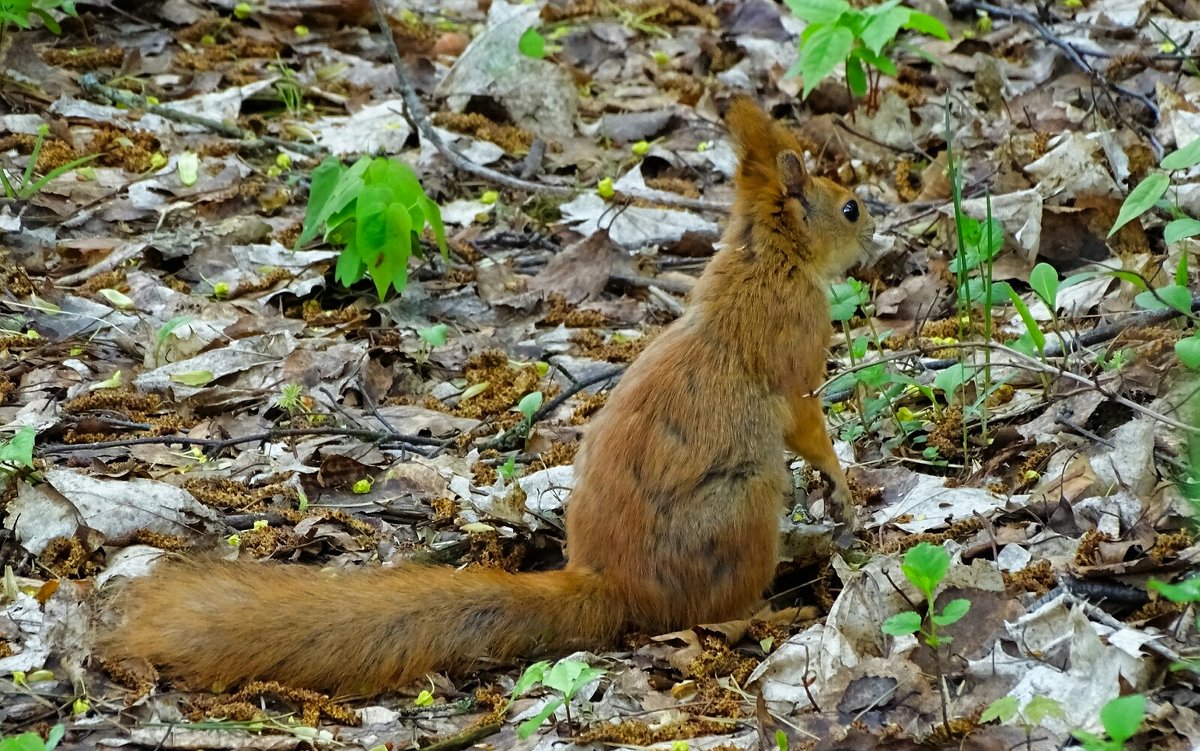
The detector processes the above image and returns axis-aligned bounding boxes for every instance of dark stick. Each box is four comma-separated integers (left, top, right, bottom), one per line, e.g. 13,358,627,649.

364,0,729,212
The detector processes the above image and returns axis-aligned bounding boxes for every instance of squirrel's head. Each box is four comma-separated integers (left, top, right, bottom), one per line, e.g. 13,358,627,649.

724,96,880,277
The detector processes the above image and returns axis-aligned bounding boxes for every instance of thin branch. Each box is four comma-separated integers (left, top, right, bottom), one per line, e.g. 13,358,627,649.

532,365,626,424
365,0,729,212
38,427,449,456
78,74,325,158
954,1,1161,151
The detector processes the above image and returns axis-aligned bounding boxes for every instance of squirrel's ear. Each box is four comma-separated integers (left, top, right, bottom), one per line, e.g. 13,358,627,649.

725,96,775,163
777,150,811,199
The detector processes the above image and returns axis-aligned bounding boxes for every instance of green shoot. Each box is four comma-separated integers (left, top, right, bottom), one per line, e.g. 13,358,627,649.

511,658,605,738
296,155,447,299
785,0,948,106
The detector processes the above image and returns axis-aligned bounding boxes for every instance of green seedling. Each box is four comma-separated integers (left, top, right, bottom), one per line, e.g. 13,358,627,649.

270,60,306,117
515,390,543,435
497,454,519,481
1071,694,1145,751
981,695,1066,751
881,542,970,646
826,279,908,443
275,384,305,416
296,155,447,299
881,541,970,734
416,323,448,364
511,658,606,738
786,0,948,105
0,427,35,478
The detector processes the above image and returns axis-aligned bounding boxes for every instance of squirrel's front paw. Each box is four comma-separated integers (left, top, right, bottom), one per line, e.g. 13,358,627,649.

829,482,858,532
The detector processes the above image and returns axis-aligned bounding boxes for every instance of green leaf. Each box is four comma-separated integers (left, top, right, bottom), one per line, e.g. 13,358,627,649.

973,217,1005,260
98,288,134,310
784,0,852,24
857,363,888,389
517,391,544,422
845,51,867,96
43,725,65,751
423,195,448,258
1070,729,1106,748
518,27,546,58
854,45,897,76
168,370,214,386
1109,172,1170,237
176,151,199,186
980,696,1019,724
1161,137,1200,170
799,24,855,98
517,697,562,739
156,316,193,346
827,280,862,322
931,597,970,626
418,323,448,347
334,238,366,287
0,427,35,469
545,659,604,698
1103,269,1150,292
1134,284,1192,313
900,541,949,598
881,610,922,635
860,6,910,54
0,731,50,751
1099,694,1144,744
32,7,60,33
512,660,551,698
1148,575,1200,603
460,381,491,402
903,11,950,40
1028,262,1059,310
370,202,413,298
1165,217,1200,244
296,157,348,248
1007,288,1045,354
1025,696,1067,724
933,363,972,399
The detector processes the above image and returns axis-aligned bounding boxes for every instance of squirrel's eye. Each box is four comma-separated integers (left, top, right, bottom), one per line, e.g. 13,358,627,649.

842,200,860,223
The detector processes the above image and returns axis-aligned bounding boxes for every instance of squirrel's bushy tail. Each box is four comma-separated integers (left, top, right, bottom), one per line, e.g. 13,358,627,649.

99,558,622,694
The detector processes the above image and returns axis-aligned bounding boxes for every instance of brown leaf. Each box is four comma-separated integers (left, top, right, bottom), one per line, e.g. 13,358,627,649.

528,230,616,304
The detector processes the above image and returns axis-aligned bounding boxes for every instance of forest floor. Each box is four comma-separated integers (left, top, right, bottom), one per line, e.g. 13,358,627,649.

1,0,1199,749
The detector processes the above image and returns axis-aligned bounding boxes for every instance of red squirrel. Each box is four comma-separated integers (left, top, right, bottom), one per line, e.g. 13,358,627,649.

99,97,878,695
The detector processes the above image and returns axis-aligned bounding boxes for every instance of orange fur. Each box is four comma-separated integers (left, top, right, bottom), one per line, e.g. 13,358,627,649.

98,97,878,694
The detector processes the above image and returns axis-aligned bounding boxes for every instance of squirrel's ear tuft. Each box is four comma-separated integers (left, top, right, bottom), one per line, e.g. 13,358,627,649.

724,96,778,166
777,150,811,199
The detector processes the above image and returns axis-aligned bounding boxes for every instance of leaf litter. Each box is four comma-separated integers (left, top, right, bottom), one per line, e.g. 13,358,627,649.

1,0,1199,749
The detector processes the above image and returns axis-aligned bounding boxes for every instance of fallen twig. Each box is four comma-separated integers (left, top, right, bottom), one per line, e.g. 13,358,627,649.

365,0,729,213
953,1,1162,153
39,426,447,457
78,73,325,158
